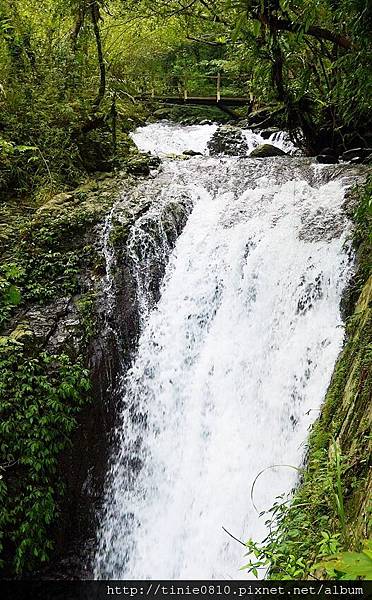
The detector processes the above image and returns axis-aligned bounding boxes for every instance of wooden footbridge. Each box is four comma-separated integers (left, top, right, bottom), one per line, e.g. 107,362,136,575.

136,73,252,110
150,95,249,107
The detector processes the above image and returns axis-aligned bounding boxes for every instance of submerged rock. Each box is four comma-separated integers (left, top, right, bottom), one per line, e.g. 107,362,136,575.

207,125,249,156
182,149,203,156
320,147,338,158
249,144,287,158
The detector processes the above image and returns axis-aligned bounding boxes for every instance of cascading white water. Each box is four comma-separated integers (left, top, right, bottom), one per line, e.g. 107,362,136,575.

131,121,296,156
94,123,358,580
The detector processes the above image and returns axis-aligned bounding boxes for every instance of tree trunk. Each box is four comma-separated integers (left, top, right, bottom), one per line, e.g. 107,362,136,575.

91,0,106,111
271,33,285,101
71,2,86,52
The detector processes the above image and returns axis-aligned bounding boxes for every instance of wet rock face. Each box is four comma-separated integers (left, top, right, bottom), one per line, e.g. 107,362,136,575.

260,127,281,139
249,144,287,158
207,125,249,156
26,171,193,579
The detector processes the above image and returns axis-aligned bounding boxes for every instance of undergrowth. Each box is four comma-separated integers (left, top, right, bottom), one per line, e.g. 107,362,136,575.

0,335,90,573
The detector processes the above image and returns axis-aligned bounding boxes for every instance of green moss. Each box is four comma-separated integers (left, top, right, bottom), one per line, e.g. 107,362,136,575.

75,291,98,342
109,219,130,249
0,178,120,328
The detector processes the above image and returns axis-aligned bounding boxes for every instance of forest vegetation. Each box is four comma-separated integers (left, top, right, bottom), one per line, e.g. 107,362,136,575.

0,0,371,580
0,0,371,198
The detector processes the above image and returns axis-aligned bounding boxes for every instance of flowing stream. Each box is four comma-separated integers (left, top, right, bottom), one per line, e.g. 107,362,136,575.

94,122,359,579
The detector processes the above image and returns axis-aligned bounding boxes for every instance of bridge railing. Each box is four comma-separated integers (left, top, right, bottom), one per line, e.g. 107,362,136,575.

139,73,249,101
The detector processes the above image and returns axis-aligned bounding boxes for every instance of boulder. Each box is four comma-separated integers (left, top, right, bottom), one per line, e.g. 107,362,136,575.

249,144,287,158
207,125,249,156
350,156,365,165
126,153,161,175
316,154,338,164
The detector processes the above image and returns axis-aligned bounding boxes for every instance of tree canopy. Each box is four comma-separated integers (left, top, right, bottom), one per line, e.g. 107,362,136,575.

0,0,371,196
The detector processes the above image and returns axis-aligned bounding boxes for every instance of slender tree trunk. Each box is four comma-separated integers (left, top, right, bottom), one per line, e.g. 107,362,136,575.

271,32,285,101
71,2,86,52
91,0,106,111
110,93,117,153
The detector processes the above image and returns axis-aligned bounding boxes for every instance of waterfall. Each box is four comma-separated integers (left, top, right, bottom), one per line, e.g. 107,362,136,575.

94,123,358,580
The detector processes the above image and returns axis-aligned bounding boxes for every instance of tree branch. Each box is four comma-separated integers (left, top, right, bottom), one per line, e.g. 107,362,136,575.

186,35,225,46
259,15,353,50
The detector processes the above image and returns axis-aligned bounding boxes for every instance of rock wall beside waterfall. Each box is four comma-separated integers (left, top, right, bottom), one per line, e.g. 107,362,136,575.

304,233,371,542
0,160,191,576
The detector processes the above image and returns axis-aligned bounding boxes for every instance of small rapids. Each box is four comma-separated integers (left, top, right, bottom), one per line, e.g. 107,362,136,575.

131,121,295,156
94,122,359,579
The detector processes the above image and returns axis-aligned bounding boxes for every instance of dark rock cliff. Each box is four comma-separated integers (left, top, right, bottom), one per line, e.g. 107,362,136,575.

0,163,191,577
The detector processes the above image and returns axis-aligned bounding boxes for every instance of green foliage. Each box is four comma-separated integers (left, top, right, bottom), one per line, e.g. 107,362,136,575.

0,0,139,198
355,175,372,236
0,263,24,327
75,291,97,341
242,441,348,579
0,0,371,199
315,540,372,580
0,336,90,573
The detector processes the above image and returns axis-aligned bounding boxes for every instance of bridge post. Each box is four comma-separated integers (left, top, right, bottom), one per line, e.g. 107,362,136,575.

216,72,221,102
184,88,188,101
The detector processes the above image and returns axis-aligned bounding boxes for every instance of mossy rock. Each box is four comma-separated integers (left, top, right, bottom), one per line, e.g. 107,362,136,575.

208,125,249,156
249,144,287,158
125,153,161,175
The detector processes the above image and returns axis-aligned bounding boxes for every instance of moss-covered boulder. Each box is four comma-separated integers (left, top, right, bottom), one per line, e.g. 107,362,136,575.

249,144,287,158
207,125,249,156
125,153,161,175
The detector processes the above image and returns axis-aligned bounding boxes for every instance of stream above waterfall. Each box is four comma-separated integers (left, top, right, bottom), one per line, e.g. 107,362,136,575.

93,122,365,580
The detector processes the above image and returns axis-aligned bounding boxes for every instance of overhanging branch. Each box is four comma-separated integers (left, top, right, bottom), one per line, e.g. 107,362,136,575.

259,15,353,50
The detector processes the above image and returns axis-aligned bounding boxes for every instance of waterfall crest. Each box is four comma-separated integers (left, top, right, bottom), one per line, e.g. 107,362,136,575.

94,123,357,579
